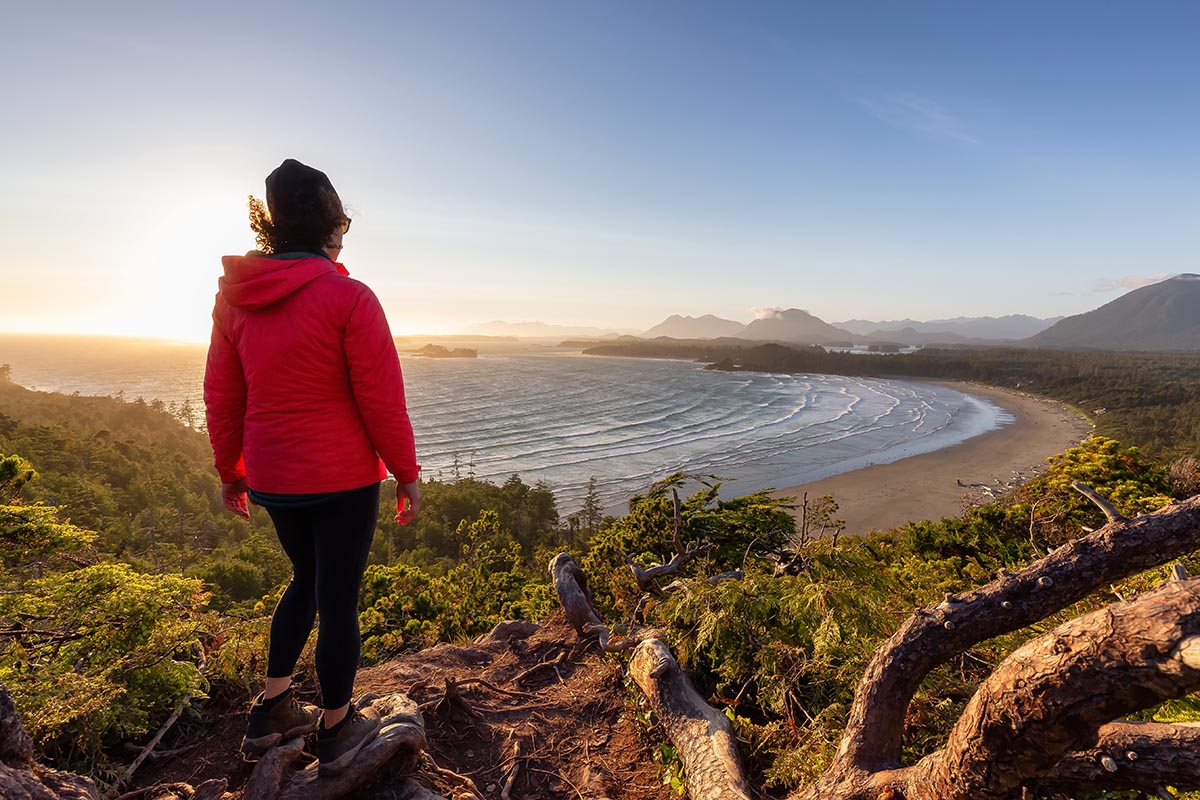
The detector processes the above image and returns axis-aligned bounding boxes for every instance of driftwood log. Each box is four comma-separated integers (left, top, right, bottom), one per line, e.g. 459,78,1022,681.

629,639,753,800
554,489,1200,800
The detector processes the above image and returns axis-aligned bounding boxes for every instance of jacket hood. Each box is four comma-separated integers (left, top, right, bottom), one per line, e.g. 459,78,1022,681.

218,254,350,311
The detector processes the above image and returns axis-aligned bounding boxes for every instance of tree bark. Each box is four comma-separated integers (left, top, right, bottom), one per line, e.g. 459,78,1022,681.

629,639,753,800
1041,721,1200,792
0,681,99,800
242,738,305,800
550,553,604,634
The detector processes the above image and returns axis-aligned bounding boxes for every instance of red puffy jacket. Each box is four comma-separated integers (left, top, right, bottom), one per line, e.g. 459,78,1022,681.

203,254,419,494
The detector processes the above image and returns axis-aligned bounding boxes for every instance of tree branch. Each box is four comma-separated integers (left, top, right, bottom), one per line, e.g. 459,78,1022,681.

1040,721,1200,792
1072,480,1128,523
906,579,1200,800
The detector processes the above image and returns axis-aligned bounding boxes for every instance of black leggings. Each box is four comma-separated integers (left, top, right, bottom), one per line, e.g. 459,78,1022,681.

264,482,380,709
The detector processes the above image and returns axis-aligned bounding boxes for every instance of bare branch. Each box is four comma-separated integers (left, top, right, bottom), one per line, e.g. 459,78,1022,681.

1071,481,1128,523
671,487,683,554
113,694,192,791
624,543,710,595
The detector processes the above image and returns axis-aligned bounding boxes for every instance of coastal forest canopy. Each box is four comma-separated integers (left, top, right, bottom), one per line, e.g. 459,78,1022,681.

2,349,1200,798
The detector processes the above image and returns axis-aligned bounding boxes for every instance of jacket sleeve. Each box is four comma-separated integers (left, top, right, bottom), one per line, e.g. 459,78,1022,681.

343,287,420,484
203,310,248,484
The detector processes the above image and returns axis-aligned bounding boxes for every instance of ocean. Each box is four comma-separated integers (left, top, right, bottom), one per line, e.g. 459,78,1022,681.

0,335,1011,513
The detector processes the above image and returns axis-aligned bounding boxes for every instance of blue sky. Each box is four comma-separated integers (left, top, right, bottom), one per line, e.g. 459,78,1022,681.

3,1,1197,340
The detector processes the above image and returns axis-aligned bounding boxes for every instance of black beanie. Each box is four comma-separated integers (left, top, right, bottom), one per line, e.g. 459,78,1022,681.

264,159,336,220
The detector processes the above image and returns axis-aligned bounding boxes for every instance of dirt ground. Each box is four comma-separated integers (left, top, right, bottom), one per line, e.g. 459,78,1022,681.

125,611,675,800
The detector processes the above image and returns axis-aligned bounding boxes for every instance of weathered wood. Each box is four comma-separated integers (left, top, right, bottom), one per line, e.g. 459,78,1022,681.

192,779,230,800
629,639,753,800
624,489,713,595
905,579,1200,800
242,737,305,800
278,693,428,800
473,619,540,647
550,553,604,634
0,762,65,800
552,488,1200,798
835,494,1200,772
117,694,192,790
0,683,33,768
1041,721,1200,792
1072,480,1128,522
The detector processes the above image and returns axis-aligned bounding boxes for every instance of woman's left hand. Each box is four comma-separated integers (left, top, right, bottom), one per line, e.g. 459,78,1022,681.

221,479,250,519
396,481,421,526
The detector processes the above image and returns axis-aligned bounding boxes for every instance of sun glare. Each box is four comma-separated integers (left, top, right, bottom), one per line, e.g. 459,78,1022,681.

120,190,251,343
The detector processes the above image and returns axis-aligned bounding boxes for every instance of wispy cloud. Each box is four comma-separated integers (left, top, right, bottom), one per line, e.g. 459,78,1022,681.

753,307,785,320
1093,273,1175,293
856,92,979,144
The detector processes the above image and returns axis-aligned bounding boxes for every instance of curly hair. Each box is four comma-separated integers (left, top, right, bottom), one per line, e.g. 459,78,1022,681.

247,188,344,255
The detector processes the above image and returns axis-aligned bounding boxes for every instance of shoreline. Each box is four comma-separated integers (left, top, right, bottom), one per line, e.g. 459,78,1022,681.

773,381,1093,534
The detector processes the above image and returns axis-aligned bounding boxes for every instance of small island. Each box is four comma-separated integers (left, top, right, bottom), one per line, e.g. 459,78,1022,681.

413,343,477,358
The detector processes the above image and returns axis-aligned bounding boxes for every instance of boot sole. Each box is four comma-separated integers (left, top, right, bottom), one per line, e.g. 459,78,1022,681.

318,716,382,776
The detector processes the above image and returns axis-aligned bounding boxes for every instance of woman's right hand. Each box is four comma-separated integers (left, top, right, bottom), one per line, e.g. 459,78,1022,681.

221,479,250,519
396,481,421,526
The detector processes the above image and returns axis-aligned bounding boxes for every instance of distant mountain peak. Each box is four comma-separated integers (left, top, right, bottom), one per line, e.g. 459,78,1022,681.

641,314,746,339
736,308,848,344
1031,277,1200,351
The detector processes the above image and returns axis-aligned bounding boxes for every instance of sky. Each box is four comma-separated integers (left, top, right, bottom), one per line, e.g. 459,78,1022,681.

3,0,1198,342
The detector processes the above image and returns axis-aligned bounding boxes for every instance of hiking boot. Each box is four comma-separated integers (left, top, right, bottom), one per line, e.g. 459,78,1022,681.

240,687,321,760
317,703,382,776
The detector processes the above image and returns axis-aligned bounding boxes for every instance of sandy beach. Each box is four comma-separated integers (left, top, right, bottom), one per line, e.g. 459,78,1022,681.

774,382,1094,534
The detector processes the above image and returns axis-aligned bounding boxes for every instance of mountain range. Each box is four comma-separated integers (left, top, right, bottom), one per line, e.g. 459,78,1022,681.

638,312,1064,345
471,275,1200,351
834,315,1061,341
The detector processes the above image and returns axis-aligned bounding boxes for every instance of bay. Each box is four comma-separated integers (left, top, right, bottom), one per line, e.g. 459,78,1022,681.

0,335,1010,513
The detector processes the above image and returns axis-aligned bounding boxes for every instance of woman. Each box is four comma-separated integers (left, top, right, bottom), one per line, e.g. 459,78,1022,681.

204,159,421,776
